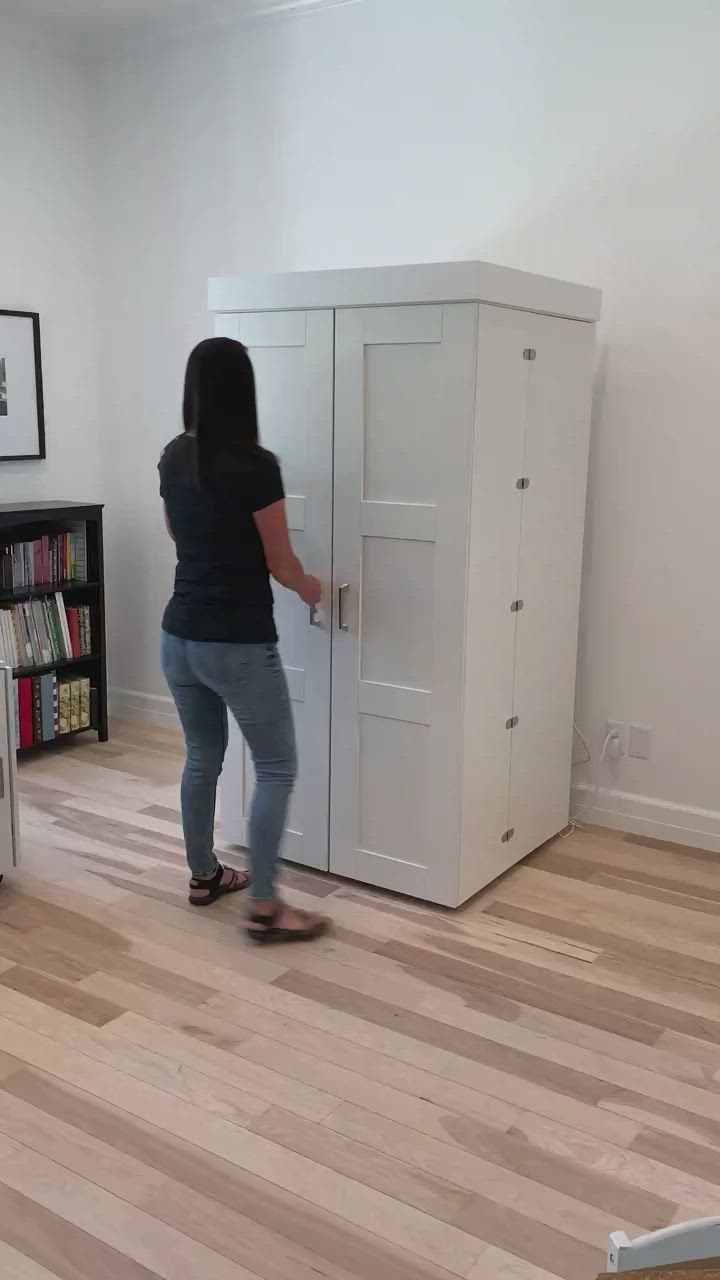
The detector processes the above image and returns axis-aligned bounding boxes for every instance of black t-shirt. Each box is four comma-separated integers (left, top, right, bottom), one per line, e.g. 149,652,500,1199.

159,434,284,643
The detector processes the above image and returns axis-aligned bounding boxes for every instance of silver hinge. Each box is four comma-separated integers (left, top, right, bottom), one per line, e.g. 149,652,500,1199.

506,715,518,730
516,477,530,490
510,599,524,612
523,348,536,361
501,828,515,843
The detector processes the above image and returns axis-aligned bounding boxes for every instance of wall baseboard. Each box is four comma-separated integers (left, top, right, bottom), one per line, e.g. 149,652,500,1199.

571,782,720,854
109,688,179,730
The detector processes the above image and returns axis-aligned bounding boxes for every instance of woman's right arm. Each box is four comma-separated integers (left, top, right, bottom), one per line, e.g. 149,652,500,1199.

254,500,321,607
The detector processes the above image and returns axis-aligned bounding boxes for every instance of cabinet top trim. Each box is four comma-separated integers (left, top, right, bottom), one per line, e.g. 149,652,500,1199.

208,260,601,322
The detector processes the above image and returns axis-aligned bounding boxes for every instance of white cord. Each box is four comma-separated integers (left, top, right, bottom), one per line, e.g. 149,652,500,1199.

567,728,617,830
572,721,592,767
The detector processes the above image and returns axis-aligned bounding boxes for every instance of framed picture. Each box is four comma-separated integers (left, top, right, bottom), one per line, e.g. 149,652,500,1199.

0,310,46,462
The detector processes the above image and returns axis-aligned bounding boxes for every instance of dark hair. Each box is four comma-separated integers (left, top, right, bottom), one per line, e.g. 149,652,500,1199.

183,337,269,485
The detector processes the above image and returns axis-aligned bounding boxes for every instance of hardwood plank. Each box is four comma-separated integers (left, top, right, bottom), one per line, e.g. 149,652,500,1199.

0,1086,387,1280
3,1070,464,1280
592,871,720,917
108,1012,340,1120
0,1020,482,1274
486,903,720,993
0,988,281,1124
623,832,720,862
0,1136,256,1279
249,1106,474,1221
324,1103,675,1232
491,868,720,964
0,1178,162,1280
467,1247,562,1280
378,938,663,1047
141,805,182,823
272,970,642,1145
0,1240,63,1280
631,1127,720,1186
453,1193,604,1280
0,967,124,1028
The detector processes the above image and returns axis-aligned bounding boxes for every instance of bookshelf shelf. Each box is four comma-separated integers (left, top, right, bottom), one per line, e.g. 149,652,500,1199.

17,725,94,756
0,580,99,605
13,654,100,680
0,502,107,753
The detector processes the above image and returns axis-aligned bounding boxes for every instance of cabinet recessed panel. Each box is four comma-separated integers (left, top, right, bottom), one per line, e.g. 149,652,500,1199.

360,538,434,691
364,343,450,506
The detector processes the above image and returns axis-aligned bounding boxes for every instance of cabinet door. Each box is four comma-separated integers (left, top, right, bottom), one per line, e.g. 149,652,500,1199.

217,310,334,871
331,304,478,902
508,314,595,854
0,668,19,874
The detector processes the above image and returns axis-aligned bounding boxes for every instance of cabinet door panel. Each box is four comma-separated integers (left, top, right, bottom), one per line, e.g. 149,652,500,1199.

217,310,333,871
509,315,595,855
331,304,477,903
0,668,19,874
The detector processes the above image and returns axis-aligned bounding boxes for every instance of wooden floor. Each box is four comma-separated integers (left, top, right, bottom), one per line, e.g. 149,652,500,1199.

1,724,720,1280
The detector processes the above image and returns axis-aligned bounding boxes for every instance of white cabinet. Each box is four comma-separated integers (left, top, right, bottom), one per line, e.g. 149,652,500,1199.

213,260,600,906
0,666,20,878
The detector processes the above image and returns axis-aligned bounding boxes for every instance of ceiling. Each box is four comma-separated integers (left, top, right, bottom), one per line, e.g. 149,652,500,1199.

2,0,353,33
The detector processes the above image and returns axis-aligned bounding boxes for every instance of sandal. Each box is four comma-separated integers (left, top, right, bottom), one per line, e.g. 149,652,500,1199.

189,863,249,906
247,904,328,945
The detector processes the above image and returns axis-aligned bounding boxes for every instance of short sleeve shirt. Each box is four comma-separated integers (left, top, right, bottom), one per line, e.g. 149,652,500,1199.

159,434,284,643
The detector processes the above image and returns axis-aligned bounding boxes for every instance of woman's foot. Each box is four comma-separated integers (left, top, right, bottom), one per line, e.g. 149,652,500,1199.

189,863,249,906
247,900,328,944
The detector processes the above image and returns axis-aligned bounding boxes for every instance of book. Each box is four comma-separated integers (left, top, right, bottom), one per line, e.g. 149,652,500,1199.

18,677,33,747
69,679,80,732
31,676,43,742
0,526,89,592
13,680,20,749
53,675,59,735
41,672,56,742
67,607,81,659
79,677,90,729
17,605,33,665
58,682,71,735
81,605,92,655
54,593,72,659
31,599,52,665
0,611,14,667
42,599,59,662
69,522,88,582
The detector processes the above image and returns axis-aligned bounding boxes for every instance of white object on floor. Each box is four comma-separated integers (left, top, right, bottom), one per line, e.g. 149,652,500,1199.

212,260,600,906
608,1219,720,1272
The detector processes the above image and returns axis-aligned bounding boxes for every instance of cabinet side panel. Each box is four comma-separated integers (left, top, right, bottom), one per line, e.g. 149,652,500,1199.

459,308,531,903
508,315,595,859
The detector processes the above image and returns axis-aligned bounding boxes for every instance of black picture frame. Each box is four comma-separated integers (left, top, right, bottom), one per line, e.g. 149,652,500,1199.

0,310,46,462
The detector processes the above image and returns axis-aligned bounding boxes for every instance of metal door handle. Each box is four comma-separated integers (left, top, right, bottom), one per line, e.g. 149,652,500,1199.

338,584,350,632
0,759,4,801
309,605,321,627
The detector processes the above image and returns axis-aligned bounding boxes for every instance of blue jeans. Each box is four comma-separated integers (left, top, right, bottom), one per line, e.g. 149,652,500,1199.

161,632,297,902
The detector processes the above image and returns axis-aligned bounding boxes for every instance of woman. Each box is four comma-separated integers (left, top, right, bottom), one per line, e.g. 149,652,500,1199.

159,337,327,943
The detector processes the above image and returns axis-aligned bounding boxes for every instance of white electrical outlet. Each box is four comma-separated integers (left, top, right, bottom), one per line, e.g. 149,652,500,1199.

606,721,627,755
629,725,651,759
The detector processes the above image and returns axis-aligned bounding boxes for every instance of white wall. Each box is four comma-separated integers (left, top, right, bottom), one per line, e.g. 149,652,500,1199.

0,16,101,504
97,0,720,843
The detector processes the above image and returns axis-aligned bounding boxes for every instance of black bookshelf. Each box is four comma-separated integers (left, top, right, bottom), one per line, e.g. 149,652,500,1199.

0,502,108,753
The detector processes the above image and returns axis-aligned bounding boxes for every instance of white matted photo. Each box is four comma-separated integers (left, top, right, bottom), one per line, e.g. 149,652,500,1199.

0,310,46,461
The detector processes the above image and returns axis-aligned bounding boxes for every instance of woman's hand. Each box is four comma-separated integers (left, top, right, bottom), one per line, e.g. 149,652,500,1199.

299,574,322,608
